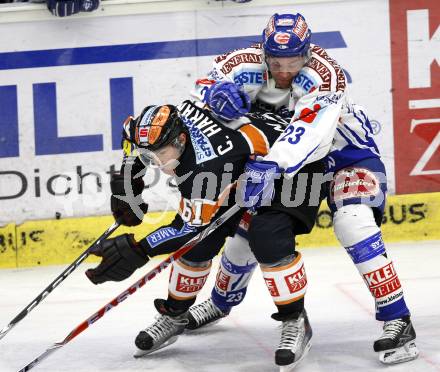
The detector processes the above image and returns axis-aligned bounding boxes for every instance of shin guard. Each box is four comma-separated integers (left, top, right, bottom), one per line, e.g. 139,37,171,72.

261,252,307,307
167,259,212,309
334,205,410,321
211,252,257,312
345,232,410,321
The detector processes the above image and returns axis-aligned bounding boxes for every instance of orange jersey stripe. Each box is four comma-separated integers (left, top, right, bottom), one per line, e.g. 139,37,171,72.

238,124,270,155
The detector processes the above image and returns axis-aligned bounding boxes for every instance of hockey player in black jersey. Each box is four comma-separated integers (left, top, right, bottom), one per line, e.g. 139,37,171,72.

85,100,325,366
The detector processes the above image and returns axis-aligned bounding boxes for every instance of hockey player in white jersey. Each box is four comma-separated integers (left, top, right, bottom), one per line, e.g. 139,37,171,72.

186,12,418,367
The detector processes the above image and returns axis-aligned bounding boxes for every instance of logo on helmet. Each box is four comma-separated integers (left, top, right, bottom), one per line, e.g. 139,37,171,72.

292,16,309,42
276,18,294,27
274,32,291,45
263,14,311,58
149,105,171,145
264,16,276,39
136,105,171,146
138,127,149,142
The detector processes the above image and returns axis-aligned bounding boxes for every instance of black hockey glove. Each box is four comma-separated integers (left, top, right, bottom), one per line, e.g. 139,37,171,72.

85,234,149,285
110,172,149,226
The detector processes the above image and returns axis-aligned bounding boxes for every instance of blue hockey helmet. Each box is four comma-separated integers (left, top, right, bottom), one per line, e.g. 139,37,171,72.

262,13,312,57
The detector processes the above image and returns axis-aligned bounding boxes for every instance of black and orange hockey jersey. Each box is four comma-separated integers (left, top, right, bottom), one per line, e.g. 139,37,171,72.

172,100,286,227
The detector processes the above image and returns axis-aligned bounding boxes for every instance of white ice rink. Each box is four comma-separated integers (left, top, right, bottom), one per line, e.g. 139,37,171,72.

1,241,439,372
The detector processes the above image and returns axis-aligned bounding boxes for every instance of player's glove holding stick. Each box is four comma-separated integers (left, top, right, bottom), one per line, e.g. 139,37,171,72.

86,173,150,284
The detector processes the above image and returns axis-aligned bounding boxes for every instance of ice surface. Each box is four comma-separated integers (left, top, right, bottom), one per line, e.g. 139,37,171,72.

1,241,439,372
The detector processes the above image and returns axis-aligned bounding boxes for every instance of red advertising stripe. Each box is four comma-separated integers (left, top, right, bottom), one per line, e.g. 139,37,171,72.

390,0,440,193
216,269,231,292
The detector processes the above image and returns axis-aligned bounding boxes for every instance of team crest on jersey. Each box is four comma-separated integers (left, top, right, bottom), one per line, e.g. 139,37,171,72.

274,32,291,45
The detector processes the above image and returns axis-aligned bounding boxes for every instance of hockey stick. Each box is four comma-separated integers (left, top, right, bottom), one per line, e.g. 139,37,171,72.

0,220,121,342
18,203,242,372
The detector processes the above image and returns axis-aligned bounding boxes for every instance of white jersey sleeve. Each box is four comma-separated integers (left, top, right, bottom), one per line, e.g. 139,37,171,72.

190,45,266,103
264,44,347,177
265,90,344,176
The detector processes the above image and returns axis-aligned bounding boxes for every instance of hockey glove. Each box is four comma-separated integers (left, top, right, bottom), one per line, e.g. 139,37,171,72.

205,80,251,121
85,234,149,284
110,173,149,227
46,0,99,17
241,159,282,210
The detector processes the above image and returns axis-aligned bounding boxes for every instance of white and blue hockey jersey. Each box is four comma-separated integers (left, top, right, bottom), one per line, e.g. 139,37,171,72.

192,43,381,176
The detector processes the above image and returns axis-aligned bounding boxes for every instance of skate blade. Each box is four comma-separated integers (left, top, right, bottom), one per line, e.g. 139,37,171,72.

133,335,179,358
378,341,419,365
279,340,312,372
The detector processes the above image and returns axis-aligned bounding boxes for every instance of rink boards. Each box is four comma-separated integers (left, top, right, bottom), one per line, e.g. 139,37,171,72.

1,0,439,226
0,192,439,269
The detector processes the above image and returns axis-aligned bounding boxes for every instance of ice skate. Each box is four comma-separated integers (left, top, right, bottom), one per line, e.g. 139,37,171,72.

374,316,419,364
134,299,189,357
273,309,312,371
186,298,230,330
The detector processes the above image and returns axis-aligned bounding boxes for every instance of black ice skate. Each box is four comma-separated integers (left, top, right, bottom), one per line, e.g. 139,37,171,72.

133,299,188,358
186,298,230,330
373,316,419,364
273,309,312,371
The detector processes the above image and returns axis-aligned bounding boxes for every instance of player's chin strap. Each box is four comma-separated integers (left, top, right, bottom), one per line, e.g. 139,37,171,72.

0,219,121,343
17,203,243,372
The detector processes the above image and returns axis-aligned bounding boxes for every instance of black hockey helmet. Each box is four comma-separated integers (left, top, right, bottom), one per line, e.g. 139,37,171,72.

128,104,186,151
